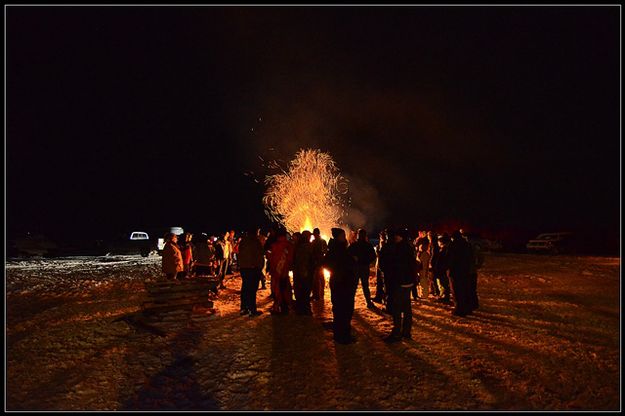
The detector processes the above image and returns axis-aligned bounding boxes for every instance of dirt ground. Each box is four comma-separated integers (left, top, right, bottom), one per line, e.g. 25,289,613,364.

5,253,620,411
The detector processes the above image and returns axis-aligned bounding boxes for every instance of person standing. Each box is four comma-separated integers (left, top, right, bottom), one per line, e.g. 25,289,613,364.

238,227,265,317
227,230,236,274
371,230,388,304
416,239,431,300
325,228,358,344
427,231,440,297
258,231,268,290
347,229,377,309
213,236,224,277
179,232,194,280
380,228,418,343
264,228,278,298
461,229,484,313
293,230,315,315
432,234,451,304
194,234,216,276
311,228,328,301
448,230,473,316
268,228,294,314
162,232,183,281
218,231,232,289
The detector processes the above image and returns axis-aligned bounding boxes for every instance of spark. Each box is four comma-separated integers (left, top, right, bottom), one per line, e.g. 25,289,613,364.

263,148,348,239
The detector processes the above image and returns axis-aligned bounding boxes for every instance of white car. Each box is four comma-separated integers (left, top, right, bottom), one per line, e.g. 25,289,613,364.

526,232,574,254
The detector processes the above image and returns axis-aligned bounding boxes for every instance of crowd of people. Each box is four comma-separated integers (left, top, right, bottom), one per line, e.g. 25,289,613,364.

161,225,484,345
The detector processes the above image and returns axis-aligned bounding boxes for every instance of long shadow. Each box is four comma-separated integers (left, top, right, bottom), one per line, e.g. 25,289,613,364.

352,304,569,410
350,311,488,411
266,308,333,411
410,307,619,410
474,304,619,347
120,326,219,410
540,291,620,320
348,312,467,410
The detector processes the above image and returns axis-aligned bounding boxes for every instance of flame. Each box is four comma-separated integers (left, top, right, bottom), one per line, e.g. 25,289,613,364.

263,148,347,239
301,216,313,233
323,268,331,283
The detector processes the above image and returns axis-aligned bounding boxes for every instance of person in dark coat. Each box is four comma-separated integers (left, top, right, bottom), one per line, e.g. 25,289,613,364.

427,231,440,297
347,229,377,309
379,228,418,342
268,228,294,314
371,230,388,304
461,229,484,312
325,228,358,344
432,233,451,304
238,227,265,317
311,228,328,301
293,230,315,315
264,228,278,299
179,232,194,280
447,230,473,316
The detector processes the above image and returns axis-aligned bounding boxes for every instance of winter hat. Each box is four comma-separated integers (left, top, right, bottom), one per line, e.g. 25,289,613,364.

451,230,463,240
331,228,345,239
397,228,410,239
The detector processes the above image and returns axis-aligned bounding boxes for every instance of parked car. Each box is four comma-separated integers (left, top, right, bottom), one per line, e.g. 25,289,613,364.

107,231,155,257
526,232,575,254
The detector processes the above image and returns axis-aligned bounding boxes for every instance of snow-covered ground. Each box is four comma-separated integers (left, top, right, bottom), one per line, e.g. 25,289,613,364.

5,254,161,296
6,253,620,410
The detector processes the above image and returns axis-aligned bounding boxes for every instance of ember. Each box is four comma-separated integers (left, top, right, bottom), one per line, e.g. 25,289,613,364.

263,148,347,239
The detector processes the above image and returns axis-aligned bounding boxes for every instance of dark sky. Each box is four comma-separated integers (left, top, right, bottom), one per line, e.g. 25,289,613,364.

7,6,621,241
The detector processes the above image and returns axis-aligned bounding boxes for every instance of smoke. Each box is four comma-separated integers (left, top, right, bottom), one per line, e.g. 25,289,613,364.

343,175,388,233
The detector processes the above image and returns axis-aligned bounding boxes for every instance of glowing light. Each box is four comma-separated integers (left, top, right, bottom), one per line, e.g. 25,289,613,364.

263,148,347,239
323,268,331,283
301,216,313,233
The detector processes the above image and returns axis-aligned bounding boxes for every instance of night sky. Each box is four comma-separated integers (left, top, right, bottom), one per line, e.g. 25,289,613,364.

7,6,621,244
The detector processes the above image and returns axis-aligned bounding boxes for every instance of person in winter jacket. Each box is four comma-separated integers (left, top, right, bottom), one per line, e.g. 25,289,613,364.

194,234,216,276
432,234,451,304
238,227,265,317
379,228,418,342
162,233,184,281
347,229,377,309
416,239,431,300
311,228,328,300
427,231,440,297
264,228,278,297
293,230,315,315
461,229,484,313
268,228,294,314
179,232,194,280
325,228,358,344
447,230,473,317
371,230,388,304
218,232,232,289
